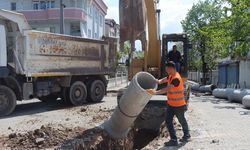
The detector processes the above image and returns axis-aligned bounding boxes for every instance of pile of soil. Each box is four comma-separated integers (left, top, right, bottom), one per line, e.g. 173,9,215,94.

59,127,134,150
1,104,170,150
1,126,85,150
59,104,169,150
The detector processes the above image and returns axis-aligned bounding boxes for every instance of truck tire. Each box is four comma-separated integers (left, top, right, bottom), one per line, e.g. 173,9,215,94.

68,81,87,106
62,87,71,105
88,80,105,103
0,85,17,117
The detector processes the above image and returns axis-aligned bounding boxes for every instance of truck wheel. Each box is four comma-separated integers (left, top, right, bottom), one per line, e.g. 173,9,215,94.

69,81,87,106
0,85,17,117
88,80,105,103
62,87,71,105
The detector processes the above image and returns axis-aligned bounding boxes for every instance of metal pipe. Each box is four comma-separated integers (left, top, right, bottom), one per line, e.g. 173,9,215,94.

191,84,200,91
213,88,228,99
60,0,65,34
199,85,217,93
227,89,250,103
243,95,250,108
102,72,157,139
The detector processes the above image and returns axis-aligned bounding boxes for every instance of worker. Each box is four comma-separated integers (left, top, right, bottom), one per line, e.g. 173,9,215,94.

168,45,182,72
147,61,191,146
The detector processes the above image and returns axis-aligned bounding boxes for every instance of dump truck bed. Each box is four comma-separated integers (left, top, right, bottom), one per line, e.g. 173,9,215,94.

18,30,115,77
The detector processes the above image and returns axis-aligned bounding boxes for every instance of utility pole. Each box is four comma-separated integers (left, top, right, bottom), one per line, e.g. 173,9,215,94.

60,0,65,34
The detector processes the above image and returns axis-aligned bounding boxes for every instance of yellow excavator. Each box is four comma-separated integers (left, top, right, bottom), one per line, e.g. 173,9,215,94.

119,0,191,101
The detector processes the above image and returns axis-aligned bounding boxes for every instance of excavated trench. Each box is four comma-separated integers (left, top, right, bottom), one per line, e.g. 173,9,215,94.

59,103,168,150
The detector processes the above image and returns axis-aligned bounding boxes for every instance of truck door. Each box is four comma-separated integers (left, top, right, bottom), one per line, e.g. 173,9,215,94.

0,24,7,67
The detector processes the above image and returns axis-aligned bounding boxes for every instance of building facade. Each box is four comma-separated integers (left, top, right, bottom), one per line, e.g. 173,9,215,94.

0,0,107,39
105,18,119,38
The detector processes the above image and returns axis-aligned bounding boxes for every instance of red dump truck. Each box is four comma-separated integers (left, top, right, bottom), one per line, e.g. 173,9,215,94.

0,9,117,116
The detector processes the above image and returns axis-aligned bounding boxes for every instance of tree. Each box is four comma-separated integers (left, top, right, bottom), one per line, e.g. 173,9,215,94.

117,42,130,62
181,0,226,84
222,0,250,58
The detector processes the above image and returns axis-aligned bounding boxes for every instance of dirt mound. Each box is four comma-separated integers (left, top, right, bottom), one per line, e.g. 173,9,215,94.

1,104,169,150
59,127,134,150
1,126,85,150
59,104,168,150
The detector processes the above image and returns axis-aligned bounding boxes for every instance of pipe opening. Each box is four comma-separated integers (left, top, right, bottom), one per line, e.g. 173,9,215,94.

136,72,157,90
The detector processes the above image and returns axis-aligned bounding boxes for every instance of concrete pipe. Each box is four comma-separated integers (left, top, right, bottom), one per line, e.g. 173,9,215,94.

191,84,200,91
243,95,250,108
199,85,217,93
213,88,228,99
227,89,250,103
102,72,157,139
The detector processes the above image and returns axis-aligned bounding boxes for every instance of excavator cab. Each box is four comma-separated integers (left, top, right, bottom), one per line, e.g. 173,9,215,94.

161,33,192,81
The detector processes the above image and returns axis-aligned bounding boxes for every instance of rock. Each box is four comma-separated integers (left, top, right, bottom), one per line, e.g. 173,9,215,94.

65,118,70,121
9,133,17,139
35,138,45,145
211,139,219,144
80,108,87,112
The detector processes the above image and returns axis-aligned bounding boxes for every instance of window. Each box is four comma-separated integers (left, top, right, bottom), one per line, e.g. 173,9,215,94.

88,29,91,38
51,1,55,8
33,1,39,10
46,1,50,9
88,5,92,16
33,1,55,10
70,23,81,36
99,15,103,27
40,1,46,10
83,0,87,10
11,2,16,11
95,10,99,23
50,27,56,33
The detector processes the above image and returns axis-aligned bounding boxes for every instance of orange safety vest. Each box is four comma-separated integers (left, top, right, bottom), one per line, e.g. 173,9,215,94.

166,72,186,107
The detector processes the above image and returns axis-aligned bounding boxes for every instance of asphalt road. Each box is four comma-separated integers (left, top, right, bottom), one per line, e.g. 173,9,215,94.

1,91,250,150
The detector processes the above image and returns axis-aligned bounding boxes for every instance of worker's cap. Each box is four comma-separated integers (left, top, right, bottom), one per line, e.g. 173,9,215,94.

166,61,176,69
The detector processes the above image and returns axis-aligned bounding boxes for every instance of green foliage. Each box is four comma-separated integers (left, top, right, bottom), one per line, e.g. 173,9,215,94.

182,0,250,72
117,42,130,61
134,51,144,59
223,0,250,57
182,0,225,72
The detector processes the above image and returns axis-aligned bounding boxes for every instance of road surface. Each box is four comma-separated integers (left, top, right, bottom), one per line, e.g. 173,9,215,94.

0,90,250,149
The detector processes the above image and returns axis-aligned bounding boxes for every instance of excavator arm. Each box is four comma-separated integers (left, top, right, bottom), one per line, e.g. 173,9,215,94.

119,0,161,80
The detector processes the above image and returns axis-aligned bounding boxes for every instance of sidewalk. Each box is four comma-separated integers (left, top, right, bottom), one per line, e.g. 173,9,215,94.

144,94,250,150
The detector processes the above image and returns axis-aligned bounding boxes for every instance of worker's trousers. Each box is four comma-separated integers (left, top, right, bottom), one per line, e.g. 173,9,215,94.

165,105,190,140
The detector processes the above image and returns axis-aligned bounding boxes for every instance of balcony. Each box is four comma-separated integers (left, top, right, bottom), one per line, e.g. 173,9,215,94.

19,8,87,21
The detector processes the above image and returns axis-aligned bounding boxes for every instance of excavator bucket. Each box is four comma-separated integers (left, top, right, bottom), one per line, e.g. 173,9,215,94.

119,0,147,50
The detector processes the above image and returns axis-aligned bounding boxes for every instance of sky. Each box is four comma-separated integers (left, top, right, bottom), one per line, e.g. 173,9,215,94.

103,0,200,34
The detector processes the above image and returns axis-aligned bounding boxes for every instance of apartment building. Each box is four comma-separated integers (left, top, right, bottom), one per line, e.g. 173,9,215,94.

105,18,119,38
0,0,107,39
